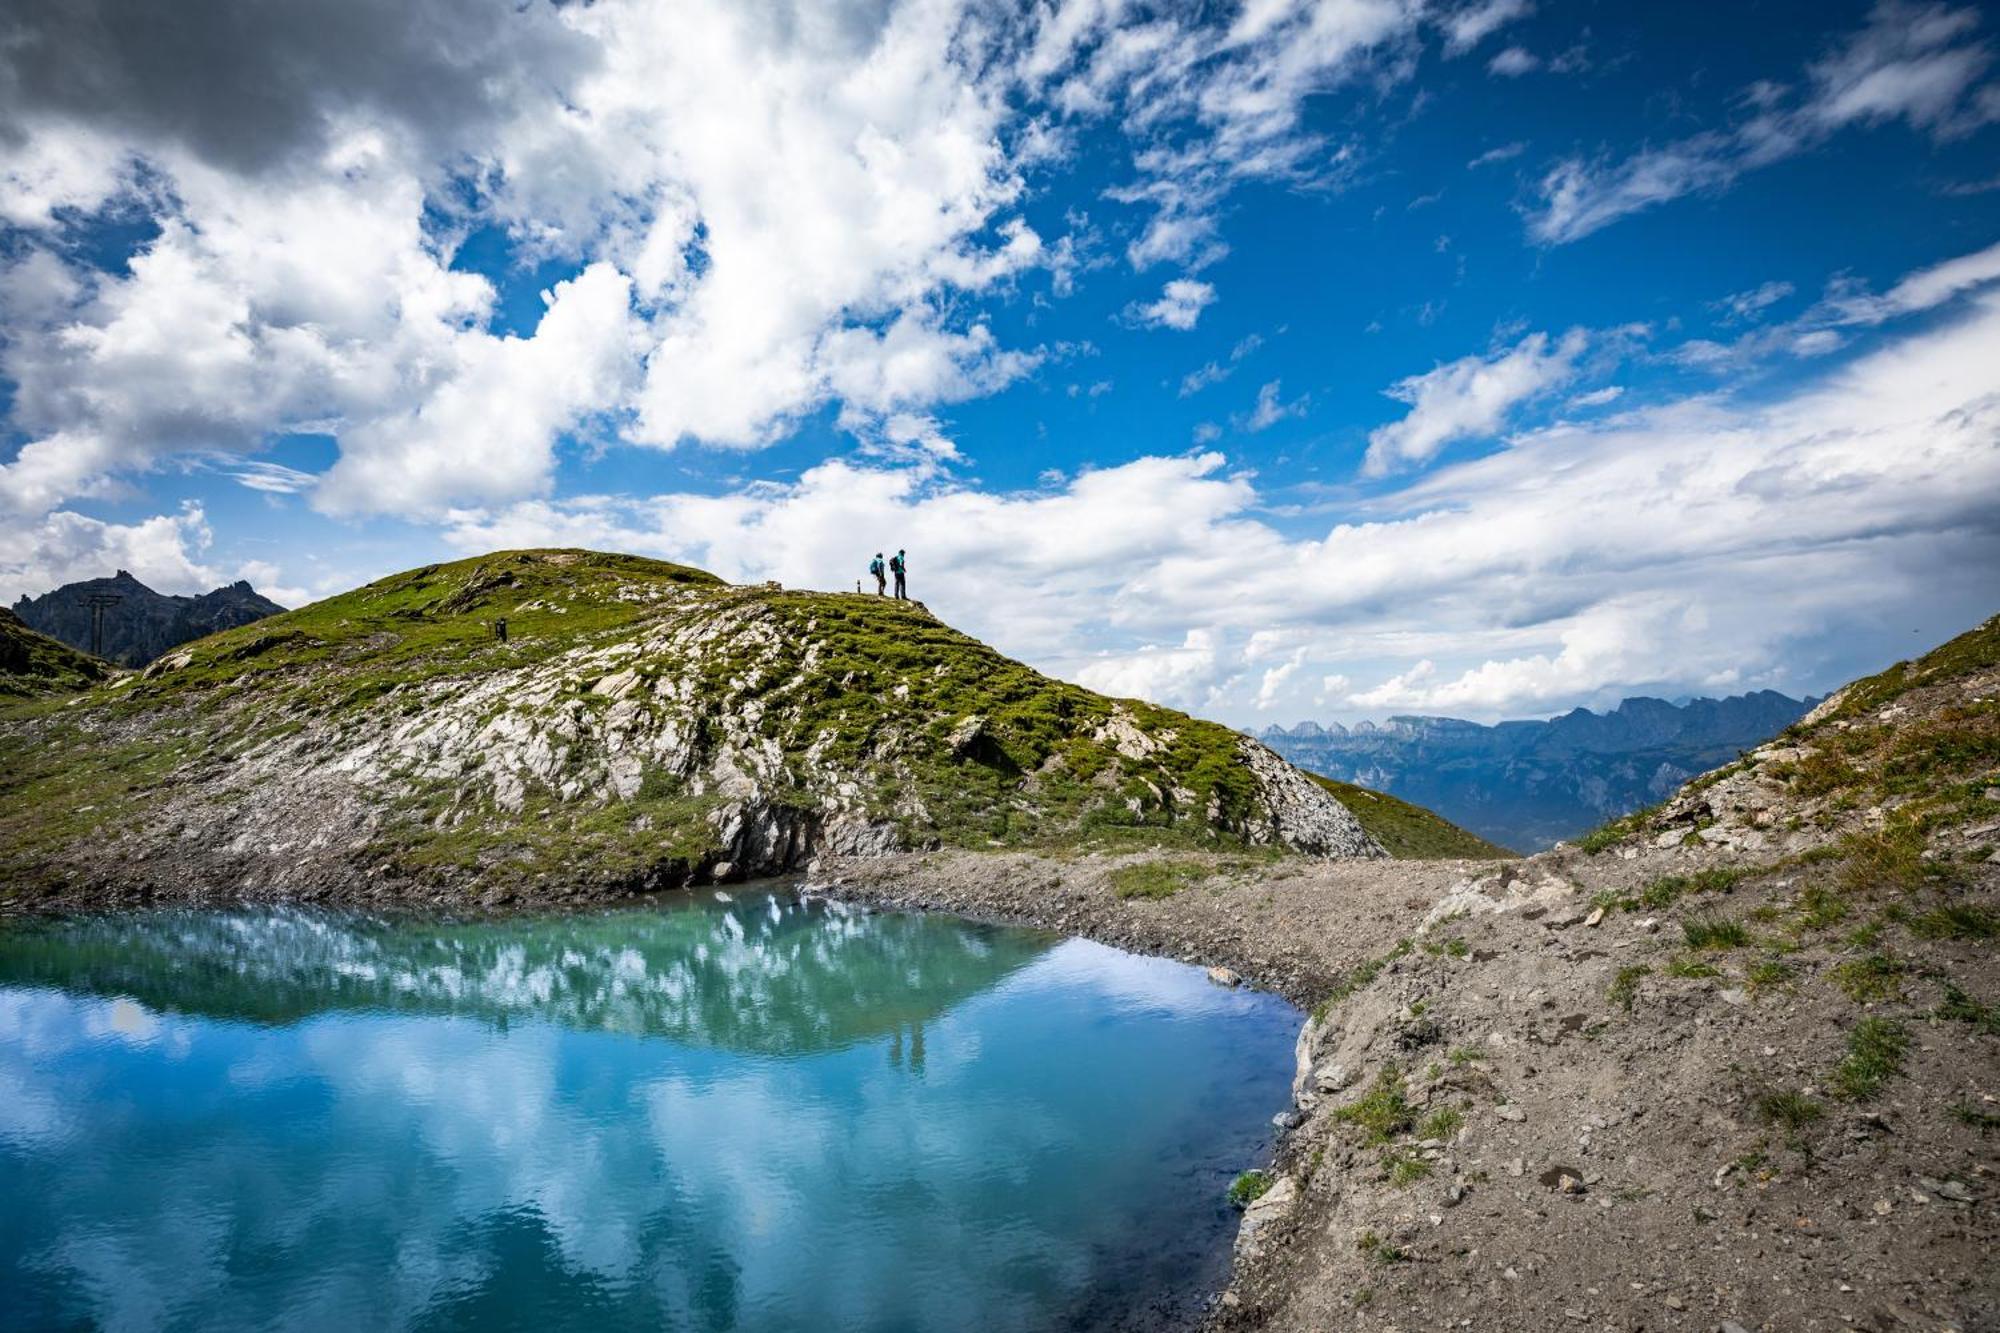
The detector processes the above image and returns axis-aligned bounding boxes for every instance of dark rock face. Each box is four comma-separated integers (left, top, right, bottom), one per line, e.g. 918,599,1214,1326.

1257,691,1818,853
13,571,284,666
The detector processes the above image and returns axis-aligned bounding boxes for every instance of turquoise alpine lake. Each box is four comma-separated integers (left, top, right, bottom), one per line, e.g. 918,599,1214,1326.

0,891,1300,1331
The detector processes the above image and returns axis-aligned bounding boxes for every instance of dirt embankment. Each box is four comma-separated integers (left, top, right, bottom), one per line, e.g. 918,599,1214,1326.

813,834,2000,1333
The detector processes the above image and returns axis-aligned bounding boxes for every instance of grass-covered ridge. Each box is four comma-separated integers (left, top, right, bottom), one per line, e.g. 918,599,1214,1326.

0,609,112,698
0,549,1400,902
1304,773,1514,859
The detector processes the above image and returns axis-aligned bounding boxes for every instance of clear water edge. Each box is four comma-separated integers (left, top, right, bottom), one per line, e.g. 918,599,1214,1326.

0,888,1301,1333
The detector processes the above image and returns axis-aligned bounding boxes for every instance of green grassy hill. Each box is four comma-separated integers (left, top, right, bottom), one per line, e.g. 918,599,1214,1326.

1305,772,1515,859
1,550,1412,904
0,608,112,697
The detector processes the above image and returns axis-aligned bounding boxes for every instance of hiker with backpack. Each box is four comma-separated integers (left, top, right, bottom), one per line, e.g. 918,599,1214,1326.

869,552,887,595
889,549,908,600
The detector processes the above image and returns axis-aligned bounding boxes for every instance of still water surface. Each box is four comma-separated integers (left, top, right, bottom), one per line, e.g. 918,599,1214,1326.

0,891,1298,1332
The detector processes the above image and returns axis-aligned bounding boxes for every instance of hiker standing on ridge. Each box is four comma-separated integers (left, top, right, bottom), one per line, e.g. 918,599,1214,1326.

890,549,908,600
869,552,887,595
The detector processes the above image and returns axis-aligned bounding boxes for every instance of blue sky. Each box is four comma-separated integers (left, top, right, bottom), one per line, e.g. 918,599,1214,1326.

2,0,1997,724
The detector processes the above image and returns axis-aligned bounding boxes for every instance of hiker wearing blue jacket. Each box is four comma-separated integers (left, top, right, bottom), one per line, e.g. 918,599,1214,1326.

868,552,887,595
889,549,908,600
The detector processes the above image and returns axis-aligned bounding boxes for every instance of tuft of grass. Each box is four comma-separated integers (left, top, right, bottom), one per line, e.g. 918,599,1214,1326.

1422,935,1470,958
1830,1017,1909,1102
1796,882,1851,929
1227,1170,1273,1208
1447,1045,1485,1066
1683,915,1752,950
1907,902,1999,940
1310,940,1414,1022
1830,953,1906,1003
1356,1230,1407,1264
1952,1102,2000,1134
1333,1068,1415,1145
1745,958,1796,993
1663,955,1722,979
1109,859,1206,900
1385,1148,1433,1187
1839,819,1941,893
1608,964,1652,1012
1754,1089,1825,1135
1418,1107,1464,1140
1936,980,2000,1034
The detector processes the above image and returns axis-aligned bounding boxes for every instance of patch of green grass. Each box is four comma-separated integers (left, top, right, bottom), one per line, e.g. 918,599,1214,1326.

1796,882,1851,929
1682,915,1752,950
1227,1170,1273,1208
1310,940,1414,1022
1385,1148,1433,1187
1907,902,1999,940
1936,980,2000,1034
1333,1068,1415,1145
1825,615,2000,721
1754,1089,1825,1135
1447,1045,1486,1066
1830,1017,1910,1102
1951,1102,2000,1133
1421,935,1470,958
1839,819,1945,893
1108,859,1206,900
1746,958,1796,993
1830,953,1906,1003
1356,1230,1407,1264
1608,964,1652,1012
1418,1107,1464,1140
1303,772,1515,859
1663,955,1722,979
1574,802,1663,855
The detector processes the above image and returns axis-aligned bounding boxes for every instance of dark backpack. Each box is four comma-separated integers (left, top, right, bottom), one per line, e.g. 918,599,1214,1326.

889,555,905,575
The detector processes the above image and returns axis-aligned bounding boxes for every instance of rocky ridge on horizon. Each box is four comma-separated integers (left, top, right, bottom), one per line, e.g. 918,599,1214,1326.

1259,691,1819,852
13,570,284,668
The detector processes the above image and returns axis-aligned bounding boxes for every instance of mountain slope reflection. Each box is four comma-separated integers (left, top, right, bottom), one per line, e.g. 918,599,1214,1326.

0,892,1052,1054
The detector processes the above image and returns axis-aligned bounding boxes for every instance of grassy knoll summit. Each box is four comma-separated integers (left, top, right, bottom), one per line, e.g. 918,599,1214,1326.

0,549,1417,907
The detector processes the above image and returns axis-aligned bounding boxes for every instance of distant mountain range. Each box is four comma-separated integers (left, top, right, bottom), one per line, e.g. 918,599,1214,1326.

13,571,284,667
1256,691,1819,853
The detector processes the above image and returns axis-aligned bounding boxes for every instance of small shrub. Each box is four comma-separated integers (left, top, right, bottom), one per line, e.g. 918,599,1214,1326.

1830,1018,1909,1101
1683,915,1751,950
1227,1170,1273,1208
1608,964,1651,1012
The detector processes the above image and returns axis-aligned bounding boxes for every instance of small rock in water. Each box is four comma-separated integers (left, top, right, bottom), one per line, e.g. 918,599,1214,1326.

1206,966,1242,988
